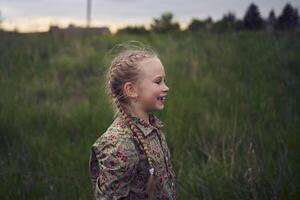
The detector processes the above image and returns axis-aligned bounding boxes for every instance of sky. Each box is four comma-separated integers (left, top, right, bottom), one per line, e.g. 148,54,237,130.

0,0,299,33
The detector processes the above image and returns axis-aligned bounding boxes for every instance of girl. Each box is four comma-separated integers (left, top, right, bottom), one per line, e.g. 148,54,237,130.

89,41,176,200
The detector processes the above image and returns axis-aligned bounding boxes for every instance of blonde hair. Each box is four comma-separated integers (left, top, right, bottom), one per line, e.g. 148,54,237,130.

104,41,159,199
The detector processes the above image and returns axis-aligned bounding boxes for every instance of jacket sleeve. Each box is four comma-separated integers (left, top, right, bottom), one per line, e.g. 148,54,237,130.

89,135,139,200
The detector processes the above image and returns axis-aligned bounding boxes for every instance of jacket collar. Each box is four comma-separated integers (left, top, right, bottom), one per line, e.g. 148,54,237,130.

130,113,164,137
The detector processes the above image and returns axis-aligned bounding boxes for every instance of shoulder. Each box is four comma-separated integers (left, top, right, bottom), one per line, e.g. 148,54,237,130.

93,116,131,146
89,117,140,197
91,116,138,161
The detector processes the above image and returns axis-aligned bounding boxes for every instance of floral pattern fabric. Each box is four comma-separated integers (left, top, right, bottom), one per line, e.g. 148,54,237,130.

89,114,177,200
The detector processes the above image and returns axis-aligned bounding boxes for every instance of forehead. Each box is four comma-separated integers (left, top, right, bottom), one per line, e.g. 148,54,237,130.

137,58,165,78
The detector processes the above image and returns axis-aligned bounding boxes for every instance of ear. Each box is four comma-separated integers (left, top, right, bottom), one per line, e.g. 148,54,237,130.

123,81,138,98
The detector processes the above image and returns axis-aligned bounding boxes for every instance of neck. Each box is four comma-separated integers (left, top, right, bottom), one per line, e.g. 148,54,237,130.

124,104,150,124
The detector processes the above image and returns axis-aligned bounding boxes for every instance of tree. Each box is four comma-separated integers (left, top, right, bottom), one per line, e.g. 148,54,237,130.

276,3,299,30
266,9,277,32
204,17,213,30
187,17,213,31
222,12,236,24
243,3,264,30
116,25,149,35
150,12,180,33
213,12,245,32
187,18,206,31
216,12,237,32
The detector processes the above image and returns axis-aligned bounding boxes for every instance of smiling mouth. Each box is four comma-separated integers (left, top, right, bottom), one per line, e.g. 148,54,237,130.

157,96,166,103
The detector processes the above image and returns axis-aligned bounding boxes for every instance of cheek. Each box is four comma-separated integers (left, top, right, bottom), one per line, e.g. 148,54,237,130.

139,87,159,102
141,92,157,101
140,84,157,95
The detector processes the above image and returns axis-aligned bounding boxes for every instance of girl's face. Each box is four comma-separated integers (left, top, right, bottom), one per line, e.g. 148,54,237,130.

135,57,169,113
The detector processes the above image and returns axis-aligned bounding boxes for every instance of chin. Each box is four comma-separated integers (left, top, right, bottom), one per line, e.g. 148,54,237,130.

156,104,165,110
148,106,164,113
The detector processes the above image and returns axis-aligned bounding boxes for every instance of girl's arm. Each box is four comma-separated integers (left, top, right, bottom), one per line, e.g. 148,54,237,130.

89,135,139,200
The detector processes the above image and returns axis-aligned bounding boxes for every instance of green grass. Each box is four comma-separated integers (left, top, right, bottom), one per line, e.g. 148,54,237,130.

0,30,299,199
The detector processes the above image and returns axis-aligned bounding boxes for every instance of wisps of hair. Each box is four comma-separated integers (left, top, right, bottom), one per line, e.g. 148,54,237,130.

104,40,158,118
103,40,159,199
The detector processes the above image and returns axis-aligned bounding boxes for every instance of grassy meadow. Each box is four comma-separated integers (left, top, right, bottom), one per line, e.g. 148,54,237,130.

0,30,299,199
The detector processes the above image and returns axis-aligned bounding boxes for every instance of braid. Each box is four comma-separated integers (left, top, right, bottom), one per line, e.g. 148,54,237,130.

105,41,159,199
113,97,155,200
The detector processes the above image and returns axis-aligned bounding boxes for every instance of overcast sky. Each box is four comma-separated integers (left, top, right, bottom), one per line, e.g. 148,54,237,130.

0,0,299,33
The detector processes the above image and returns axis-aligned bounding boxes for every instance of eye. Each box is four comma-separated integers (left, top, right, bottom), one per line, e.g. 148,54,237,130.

155,79,162,84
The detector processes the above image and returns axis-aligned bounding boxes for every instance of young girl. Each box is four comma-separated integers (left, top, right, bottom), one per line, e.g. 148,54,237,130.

89,41,176,200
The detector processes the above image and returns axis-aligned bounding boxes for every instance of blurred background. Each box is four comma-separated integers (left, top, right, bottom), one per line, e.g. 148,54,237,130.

0,0,299,199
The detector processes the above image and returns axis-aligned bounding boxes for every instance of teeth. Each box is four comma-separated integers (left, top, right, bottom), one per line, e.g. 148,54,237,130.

157,96,166,101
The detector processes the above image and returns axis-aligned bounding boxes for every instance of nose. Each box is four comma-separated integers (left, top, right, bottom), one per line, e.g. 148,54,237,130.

163,82,169,92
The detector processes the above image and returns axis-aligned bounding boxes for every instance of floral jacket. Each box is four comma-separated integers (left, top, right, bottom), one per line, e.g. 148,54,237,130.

89,114,177,200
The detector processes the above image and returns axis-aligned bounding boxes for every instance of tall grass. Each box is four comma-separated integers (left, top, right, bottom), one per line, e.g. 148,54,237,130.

0,30,299,199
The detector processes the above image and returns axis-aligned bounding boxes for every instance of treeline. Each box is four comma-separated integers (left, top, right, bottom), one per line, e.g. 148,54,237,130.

116,2,299,34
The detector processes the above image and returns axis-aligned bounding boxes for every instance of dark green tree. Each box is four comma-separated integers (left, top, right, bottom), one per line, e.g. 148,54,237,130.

222,12,236,24
266,9,277,31
116,25,149,35
187,17,213,31
150,12,180,33
187,18,206,31
276,3,299,30
214,12,237,32
243,3,264,30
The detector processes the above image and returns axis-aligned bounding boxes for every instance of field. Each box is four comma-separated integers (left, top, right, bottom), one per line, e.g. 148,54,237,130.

0,30,299,199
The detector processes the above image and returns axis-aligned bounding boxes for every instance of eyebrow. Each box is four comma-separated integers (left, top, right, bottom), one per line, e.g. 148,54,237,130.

153,75,165,79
